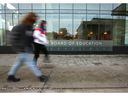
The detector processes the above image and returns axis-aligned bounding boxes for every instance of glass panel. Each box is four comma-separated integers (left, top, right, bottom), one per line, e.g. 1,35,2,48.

87,4,100,10
74,14,86,30
32,9,45,14
87,14,99,21
0,3,5,13
125,4,128,45
33,13,46,28
74,4,86,9
100,10,112,15
86,24,99,40
5,3,18,14
19,9,33,13
74,14,86,40
113,16,125,45
60,9,72,14
46,3,59,9
60,4,72,9
87,10,100,14
125,17,128,45
60,14,73,39
11,3,18,9
0,3,125,50
100,4,113,10
74,9,87,14
46,14,59,40
100,14,112,19
0,13,5,46
113,3,121,9
12,13,18,25
46,9,59,14
19,3,32,9
32,3,45,9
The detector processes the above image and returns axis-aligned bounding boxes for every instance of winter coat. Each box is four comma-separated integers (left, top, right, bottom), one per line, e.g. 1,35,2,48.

9,24,34,52
33,28,48,45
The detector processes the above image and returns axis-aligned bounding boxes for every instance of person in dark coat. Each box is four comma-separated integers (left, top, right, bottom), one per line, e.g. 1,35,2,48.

7,12,48,82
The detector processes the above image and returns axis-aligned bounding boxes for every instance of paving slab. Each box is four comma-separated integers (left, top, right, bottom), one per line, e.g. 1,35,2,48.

1,54,128,92
42,64,128,92
0,66,52,92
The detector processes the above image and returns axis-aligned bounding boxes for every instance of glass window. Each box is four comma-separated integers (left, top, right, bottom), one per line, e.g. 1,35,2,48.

100,4,112,10
87,14,99,21
19,3,32,9
74,14,87,31
60,14,73,37
125,17,128,45
34,13,46,24
0,4,4,9
87,4,100,10
46,14,59,32
113,16,125,45
11,3,18,9
19,9,33,14
46,14,59,40
32,3,45,9
74,9,87,14
127,3,128,10
32,9,45,14
113,3,121,9
0,4,4,13
0,13,6,46
100,10,112,15
74,4,86,9
46,3,59,9
46,9,59,14
100,14,112,19
60,4,72,9
60,9,72,14
87,10,99,14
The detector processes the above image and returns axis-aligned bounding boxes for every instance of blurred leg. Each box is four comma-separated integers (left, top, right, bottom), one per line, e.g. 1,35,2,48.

8,53,24,75
24,53,42,77
33,43,40,64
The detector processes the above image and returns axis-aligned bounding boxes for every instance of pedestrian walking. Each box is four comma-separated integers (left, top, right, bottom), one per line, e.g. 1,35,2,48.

7,12,48,82
33,20,54,68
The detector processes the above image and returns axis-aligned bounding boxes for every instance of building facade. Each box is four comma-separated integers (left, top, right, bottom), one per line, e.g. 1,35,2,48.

0,3,128,53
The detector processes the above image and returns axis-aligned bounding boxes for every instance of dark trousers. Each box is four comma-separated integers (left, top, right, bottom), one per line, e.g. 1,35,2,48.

33,42,49,62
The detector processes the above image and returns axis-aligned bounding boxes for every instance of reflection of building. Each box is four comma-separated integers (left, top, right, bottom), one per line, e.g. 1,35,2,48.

77,18,113,40
0,3,128,53
77,17,126,44
59,28,67,36
112,3,128,16
53,28,74,40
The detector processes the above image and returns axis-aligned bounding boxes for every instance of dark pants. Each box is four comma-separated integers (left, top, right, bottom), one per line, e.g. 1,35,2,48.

33,42,49,62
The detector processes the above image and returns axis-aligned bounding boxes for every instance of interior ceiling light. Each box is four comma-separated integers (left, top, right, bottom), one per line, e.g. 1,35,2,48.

1,3,16,10
6,3,16,10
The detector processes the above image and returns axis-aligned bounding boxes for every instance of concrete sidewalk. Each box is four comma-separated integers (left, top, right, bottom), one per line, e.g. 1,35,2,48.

0,54,128,92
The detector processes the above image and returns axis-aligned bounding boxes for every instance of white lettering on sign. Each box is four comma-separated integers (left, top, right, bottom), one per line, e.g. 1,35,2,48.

48,40,112,46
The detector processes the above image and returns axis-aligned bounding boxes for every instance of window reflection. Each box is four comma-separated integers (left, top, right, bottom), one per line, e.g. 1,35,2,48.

0,3,127,46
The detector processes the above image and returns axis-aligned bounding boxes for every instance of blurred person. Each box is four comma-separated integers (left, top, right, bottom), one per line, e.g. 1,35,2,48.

7,12,48,82
33,20,54,68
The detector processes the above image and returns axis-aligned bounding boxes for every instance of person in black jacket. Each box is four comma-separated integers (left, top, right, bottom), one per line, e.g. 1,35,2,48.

33,21,50,62
7,12,48,82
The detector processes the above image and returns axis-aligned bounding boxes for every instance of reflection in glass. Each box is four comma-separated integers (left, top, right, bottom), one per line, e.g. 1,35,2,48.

0,3,127,46
87,4,100,10
46,3,59,9
60,4,72,9
32,3,45,9
60,14,73,40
